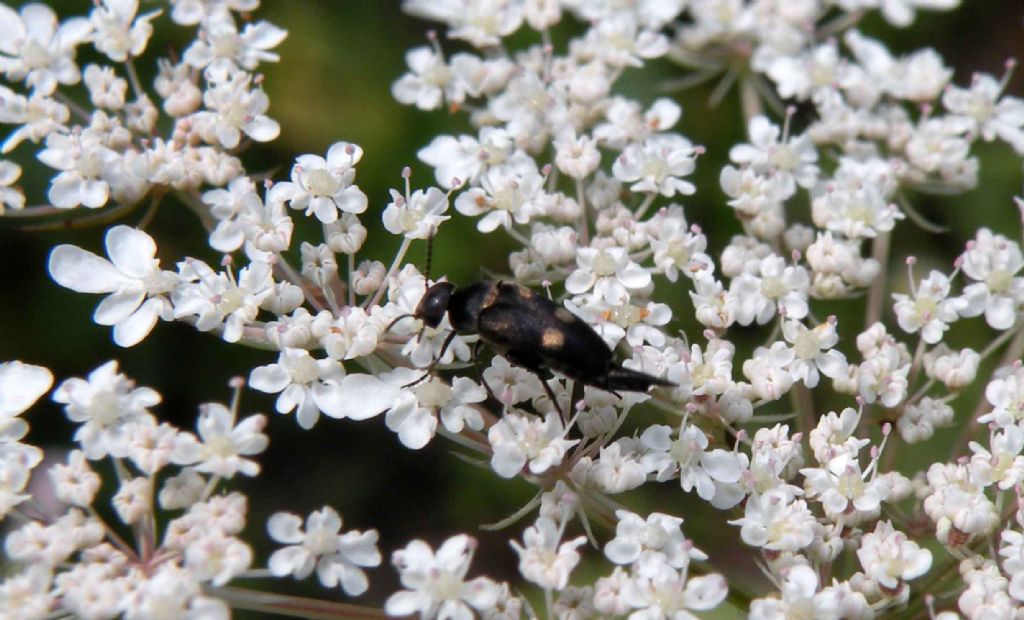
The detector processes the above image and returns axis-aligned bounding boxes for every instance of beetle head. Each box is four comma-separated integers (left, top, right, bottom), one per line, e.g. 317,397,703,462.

415,281,456,329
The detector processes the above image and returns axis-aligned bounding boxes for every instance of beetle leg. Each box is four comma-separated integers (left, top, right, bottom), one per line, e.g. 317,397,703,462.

537,375,566,420
402,330,458,388
471,341,500,404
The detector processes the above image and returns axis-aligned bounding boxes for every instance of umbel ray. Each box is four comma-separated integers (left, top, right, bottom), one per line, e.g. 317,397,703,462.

386,234,675,415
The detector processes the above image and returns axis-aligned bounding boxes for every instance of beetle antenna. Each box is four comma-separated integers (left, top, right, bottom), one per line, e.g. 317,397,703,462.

385,313,415,333
424,227,436,282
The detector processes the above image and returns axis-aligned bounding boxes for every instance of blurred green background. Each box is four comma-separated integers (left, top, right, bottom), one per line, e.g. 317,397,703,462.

0,1,1022,615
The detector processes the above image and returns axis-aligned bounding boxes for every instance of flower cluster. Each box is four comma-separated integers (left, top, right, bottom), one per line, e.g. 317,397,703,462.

3,0,1024,618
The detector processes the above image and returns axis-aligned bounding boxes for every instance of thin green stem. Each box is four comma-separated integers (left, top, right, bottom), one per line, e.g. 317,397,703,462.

366,237,413,309
864,230,891,330
206,586,387,620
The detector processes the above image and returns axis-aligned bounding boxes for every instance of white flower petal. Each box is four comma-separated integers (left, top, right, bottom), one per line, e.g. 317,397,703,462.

105,226,156,278
316,374,400,420
94,291,145,325
0,361,53,418
49,245,131,293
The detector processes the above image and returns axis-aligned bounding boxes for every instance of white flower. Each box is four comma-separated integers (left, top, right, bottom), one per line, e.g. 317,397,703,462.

250,351,399,429
481,356,545,407
455,157,545,233
279,142,369,224
510,517,586,590
742,342,796,402
171,403,268,478
767,40,843,101
158,469,206,510
403,0,523,47
923,463,999,545
944,73,1024,154
268,506,381,595
856,339,910,407
113,476,152,524
565,246,651,305
780,318,848,389
48,449,100,507
183,13,286,79
382,369,486,450
0,458,34,519
903,117,974,185
621,557,728,617
124,563,229,620
925,346,979,389
6,509,102,567
386,534,501,620
57,561,128,619
418,128,515,187
0,3,92,95
604,510,705,570
729,486,817,552
37,130,118,209
0,565,56,619
49,226,179,347
83,64,127,110
89,0,161,62
648,205,711,283
856,520,931,592
729,254,810,325
183,530,253,587
0,159,24,212
391,46,452,111
194,72,280,149
982,367,1024,428
383,186,450,239
874,0,958,28
488,412,579,478
810,181,903,239
590,440,647,494
808,408,870,463
730,115,819,191
51,360,160,459
968,425,1024,490
897,397,954,443
553,131,600,179
892,270,966,344
641,424,746,508
612,133,697,197
594,97,681,149
0,361,52,421
959,228,1024,330
171,258,274,343
802,452,897,524
0,86,69,153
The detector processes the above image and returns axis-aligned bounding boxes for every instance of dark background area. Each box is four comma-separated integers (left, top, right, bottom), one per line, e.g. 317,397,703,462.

0,1,1022,615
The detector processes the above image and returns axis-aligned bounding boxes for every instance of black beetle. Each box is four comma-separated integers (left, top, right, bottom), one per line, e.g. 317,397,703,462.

394,279,674,403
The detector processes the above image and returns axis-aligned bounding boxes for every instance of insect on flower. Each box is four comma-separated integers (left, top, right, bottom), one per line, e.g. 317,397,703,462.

389,278,675,411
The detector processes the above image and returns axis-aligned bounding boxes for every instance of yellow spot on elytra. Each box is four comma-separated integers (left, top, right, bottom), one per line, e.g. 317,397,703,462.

542,328,565,349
